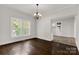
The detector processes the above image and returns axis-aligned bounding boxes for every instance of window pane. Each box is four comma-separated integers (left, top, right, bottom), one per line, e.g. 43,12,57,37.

11,17,22,37
22,20,30,35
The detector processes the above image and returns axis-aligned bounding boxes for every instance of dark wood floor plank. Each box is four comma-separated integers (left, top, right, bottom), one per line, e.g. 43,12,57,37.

0,38,52,55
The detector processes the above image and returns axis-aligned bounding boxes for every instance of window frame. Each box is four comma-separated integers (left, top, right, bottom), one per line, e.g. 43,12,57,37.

10,17,31,38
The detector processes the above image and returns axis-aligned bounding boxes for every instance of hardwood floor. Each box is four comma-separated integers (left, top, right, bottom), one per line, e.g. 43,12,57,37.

52,41,78,55
0,38,78,55
0,38,52,55
53,35,76,46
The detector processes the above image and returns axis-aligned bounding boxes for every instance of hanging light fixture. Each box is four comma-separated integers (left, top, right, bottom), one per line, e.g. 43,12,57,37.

34,4,42,20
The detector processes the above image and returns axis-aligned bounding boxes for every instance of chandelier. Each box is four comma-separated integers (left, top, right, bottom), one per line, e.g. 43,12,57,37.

34,4,42,20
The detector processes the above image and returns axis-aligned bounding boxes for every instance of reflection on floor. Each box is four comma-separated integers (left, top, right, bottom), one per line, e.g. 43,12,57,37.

0,38,78,55
53,35,76,46
0,38,51,55
52,35,78,55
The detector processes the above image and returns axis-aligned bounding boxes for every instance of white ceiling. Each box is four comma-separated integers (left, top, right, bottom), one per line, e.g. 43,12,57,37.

2,4,78,19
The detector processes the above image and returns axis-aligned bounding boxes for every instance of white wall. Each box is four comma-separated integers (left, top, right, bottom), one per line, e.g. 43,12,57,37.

0,6,36,45
52,17,74,37
37,16,75,41
74,10,79,51
37,18,52,41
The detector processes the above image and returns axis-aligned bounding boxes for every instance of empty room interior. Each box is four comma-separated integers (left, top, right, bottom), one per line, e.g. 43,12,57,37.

0,4,79,55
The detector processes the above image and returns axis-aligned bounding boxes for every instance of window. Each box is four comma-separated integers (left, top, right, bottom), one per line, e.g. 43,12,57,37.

11,17,30,37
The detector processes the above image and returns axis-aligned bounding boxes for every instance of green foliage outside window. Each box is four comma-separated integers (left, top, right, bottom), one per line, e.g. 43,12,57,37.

11,17,30,37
